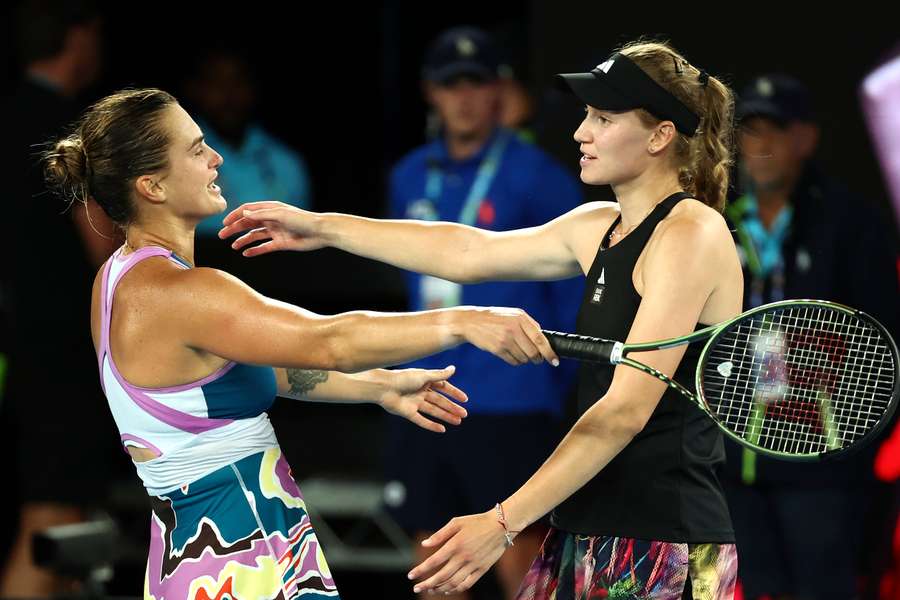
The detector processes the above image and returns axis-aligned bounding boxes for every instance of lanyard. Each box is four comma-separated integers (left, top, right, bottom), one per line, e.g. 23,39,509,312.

729,194,792,307
424,130,510,225
730,194,793,484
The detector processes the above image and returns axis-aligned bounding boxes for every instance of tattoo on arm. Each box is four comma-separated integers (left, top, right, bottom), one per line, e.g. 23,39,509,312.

286,369,329,397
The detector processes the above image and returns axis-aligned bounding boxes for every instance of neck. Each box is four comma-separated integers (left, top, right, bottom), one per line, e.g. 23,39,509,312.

611,167,684,231
27,61,78,98
445,125,495,161
755,192,790,229
752,173,797,229
124,221,196,266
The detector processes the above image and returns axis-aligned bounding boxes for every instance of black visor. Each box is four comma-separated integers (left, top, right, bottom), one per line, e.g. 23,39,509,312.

557,53,701,136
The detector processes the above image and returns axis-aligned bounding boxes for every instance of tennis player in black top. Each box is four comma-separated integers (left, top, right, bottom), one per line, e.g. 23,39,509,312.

219,39,744,599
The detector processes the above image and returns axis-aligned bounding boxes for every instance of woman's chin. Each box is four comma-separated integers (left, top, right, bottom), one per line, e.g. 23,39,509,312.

209,192,228,213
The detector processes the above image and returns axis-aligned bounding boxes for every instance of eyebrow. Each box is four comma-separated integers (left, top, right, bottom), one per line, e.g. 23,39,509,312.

188,135,204,150
586,106,614,117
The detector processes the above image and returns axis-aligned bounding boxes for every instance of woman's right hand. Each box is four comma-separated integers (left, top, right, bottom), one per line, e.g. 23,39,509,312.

458,307,560,367
218,201,327,256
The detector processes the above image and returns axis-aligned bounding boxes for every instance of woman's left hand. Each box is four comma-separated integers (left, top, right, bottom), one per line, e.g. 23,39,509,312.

407,511,509,594
379,366,468,433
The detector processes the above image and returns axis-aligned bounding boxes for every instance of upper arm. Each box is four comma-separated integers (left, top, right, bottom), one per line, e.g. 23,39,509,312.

463,202,609,283
167,268,340,369
600,215,727,430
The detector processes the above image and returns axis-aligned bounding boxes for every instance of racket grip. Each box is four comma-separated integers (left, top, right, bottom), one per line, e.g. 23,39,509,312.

542,330,622,364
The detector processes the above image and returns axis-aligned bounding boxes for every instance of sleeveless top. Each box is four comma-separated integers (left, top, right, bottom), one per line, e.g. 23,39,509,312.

97,246,279,495
551,193,734,543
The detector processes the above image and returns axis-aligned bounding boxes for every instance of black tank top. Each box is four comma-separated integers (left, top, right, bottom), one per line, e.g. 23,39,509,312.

551,192,734,543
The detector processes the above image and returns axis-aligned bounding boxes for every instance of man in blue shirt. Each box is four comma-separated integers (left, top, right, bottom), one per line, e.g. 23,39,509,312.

186,49,312,238
384,26,583,600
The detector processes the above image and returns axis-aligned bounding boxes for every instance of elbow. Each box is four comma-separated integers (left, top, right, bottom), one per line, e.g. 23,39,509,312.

452,231,488,284
443,253,480,284
320,341,347,372
319,314,366,373
618,413,649,439
579,406,646,442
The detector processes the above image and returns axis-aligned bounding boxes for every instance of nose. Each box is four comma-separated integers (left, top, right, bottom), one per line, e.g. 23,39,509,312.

210,148,224,168
573,118,590,144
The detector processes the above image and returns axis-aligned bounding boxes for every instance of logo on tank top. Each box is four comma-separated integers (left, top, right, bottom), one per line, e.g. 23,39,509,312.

591,268,607,305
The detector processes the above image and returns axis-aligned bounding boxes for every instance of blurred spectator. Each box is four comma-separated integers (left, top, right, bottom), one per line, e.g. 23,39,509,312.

723,73,900,600
384,26,583,600
0,0,121,596
861,46,900,600
185,48,313,238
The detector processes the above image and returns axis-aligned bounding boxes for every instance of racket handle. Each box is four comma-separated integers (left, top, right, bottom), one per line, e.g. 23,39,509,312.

542,330,623,364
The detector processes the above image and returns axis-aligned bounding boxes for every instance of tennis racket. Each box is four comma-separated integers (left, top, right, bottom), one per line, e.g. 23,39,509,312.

543,299,899,461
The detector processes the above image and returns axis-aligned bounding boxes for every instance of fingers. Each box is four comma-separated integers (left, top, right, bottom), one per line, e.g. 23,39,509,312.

520,315,560,367
512,327,544,365
418,393,464,425
502,338,531,365
240,240,279,258
433,566,477,594
230,227,272,251
218,206,288,239
425,390,467,418
437,380,468,404
420,520,459,551
422,365,455,384
409,413,445,434
220,201,285,227
408,528,458,581
418,367,467,403
431,565,475,595
218,216,260,239
412,558,464,595
457,569,487,593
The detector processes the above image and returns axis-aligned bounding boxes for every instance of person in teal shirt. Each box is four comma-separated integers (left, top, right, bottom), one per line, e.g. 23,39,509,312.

186,49,312,238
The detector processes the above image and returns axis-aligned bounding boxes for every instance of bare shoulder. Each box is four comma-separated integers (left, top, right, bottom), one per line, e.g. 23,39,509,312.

653,198,733,254
563,200,621,261
639,198,739,293
109,260,247,320
154,264,261,313
565,200,620,224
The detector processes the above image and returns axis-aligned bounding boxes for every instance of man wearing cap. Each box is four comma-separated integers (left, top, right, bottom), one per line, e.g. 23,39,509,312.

723,73,899,600
383,26,583,599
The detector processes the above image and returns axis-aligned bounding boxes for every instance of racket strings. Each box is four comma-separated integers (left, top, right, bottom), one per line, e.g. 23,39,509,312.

701,306,895,456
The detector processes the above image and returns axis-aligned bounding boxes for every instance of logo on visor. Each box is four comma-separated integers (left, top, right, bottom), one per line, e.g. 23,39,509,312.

596,59,615,73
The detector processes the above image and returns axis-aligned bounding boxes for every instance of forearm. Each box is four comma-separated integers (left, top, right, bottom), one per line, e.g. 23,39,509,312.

280,368,389,404
501,403,638,533
320,213,486,283
324,307,467,372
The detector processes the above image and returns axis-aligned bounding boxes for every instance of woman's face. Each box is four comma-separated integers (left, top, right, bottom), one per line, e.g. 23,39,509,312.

155,104,226,220
573,106,656,186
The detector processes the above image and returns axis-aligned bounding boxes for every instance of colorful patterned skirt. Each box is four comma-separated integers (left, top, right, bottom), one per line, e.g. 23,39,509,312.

516,527,736,600
144,447,339,599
